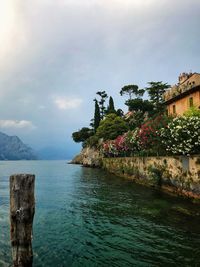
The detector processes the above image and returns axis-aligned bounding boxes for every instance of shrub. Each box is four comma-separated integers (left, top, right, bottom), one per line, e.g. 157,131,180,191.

101,140,118,157
184,107,200,117
101,128,140,157
83,135,99,148
96,113,129,140
124,129,141,153
160,116,200,155
138,115,171,154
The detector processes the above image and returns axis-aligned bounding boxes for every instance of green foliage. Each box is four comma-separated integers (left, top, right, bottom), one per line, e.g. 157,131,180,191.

120,84,144,100
96,114,129,140
126,111,146,130
146,81,170,111
72,127,94,143
94,99,101,132
125,98,154,113
184,106,200,117
83,135,99,148
96,91,108,119
106,96,116,114
124,99,155,130
116,109,124,117
138,114,172,155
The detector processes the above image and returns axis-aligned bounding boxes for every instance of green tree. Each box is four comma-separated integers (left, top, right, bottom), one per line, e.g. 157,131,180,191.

125,99,155,129
120,84,144,100
94,99,101,132
116,109,124,117
96,114,128,140
106,96,116,114
72,127,94,143
146,81,170,111
125,98,154,113
96,91,108,119
126,111,146,130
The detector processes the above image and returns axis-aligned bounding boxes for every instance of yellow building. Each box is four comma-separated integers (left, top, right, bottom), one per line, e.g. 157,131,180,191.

163,72,200,116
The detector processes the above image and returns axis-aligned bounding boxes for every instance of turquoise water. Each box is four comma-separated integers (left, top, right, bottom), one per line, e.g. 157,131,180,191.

1,161,200,267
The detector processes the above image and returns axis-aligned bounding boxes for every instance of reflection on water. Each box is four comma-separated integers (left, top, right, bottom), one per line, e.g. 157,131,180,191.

0,161,200,267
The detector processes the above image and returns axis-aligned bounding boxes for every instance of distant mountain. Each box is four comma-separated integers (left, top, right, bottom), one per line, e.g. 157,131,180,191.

0,132,37,160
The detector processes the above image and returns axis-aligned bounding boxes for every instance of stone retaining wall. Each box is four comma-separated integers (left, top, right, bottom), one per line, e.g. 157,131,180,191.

102,156,200,199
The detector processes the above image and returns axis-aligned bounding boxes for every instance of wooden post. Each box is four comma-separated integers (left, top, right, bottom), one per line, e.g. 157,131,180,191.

10,174,35,267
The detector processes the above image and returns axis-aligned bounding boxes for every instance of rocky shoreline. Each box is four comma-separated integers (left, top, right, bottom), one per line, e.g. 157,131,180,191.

70,147,102,168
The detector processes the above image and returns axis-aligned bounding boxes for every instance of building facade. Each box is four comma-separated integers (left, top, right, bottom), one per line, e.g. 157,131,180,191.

163,72,200,116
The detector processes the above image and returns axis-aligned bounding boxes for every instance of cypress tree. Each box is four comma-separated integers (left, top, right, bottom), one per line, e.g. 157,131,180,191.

108,96,115,112
94,99,101,132
106,96,116,114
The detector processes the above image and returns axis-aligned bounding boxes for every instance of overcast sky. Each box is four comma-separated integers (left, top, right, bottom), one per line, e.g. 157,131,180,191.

0,0,199,157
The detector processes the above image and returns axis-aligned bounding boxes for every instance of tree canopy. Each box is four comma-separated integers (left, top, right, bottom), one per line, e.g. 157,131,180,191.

146,81,170,111
120,84,144,100
96,114,128,140
125,98,154,113
72,127,94,143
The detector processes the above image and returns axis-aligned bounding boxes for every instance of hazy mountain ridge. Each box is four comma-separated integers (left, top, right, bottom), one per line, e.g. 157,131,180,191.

0,132,37,160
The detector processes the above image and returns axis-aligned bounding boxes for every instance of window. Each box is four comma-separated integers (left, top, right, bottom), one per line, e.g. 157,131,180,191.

189,97,193,107
173,105,176,114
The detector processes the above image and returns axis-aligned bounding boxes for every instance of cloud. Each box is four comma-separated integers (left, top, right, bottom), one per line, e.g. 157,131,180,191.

0,0,199,154
0,120,36,130
54,97,83,110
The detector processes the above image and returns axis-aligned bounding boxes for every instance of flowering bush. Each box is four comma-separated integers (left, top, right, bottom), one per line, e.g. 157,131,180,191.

102,114,200,157
101,136,128,157
101,140,118,157
114,135,128,152
124,129,140,153
138,115,170,150
101,129,140,156
160,116,200,155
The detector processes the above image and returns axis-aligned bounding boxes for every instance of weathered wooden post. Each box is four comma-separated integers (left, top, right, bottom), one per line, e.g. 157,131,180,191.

10,174,35,267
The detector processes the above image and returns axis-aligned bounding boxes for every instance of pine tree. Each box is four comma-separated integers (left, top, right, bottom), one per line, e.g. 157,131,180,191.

146,81,170,112
120,84,144,100
96,91,108,119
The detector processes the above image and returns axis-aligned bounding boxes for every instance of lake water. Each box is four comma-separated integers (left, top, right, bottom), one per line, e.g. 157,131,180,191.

1,160,200,267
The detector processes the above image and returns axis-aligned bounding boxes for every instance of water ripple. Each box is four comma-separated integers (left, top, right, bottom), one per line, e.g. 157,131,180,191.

1,161,200,266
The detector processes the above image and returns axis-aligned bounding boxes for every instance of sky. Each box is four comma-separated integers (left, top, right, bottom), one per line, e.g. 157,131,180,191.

0,0,199,158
